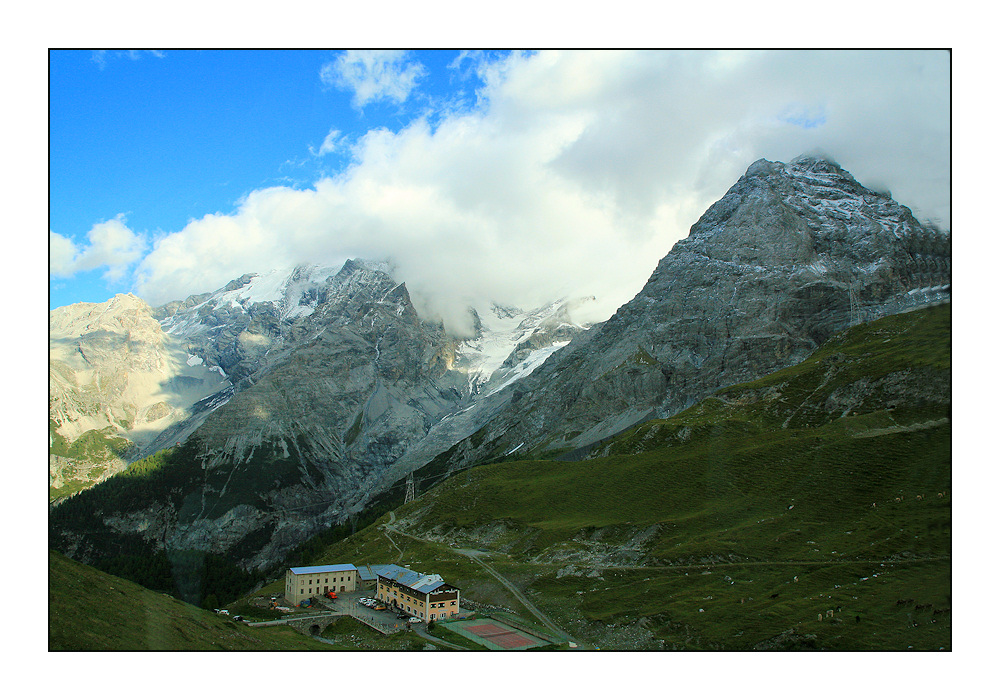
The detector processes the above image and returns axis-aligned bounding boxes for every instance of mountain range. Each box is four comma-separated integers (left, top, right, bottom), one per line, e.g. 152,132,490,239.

49,155,950,580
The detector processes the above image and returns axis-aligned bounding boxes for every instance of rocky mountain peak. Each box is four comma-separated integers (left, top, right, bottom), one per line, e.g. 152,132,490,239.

428,155,950,470
49,155,949,571
50,292,159,345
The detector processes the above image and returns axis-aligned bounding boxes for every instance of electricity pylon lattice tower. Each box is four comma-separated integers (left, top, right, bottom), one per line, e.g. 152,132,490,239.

404,472,415,504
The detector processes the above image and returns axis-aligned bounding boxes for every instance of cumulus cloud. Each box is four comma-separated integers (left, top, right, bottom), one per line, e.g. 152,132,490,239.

117,50,946,335
51,215,146,282
91,50,165,69
310,128,346,157
319,50,426,109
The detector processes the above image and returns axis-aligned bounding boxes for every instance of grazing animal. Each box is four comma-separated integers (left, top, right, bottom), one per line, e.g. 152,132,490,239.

856,615,861,623
770,593,779,599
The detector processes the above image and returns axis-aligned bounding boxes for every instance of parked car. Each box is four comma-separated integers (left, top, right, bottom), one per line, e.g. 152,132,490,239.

374,603,387,611
408,617,422,623
396,613,409,619
218,609,229,615
325,590,338,599
233,615,244,622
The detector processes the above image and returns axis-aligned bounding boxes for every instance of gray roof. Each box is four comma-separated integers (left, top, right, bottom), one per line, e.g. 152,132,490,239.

373,565,454,593
357,564,407,581
414,580,448,594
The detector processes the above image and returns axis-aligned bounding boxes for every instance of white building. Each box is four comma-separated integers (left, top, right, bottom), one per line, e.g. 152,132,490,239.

285,564,358,605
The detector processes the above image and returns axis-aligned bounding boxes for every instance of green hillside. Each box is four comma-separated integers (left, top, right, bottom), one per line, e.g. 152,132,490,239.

48,550,332,651
307,304,951,650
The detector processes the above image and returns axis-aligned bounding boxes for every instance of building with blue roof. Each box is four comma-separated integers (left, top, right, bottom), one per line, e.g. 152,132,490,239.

284,563,358,605
356,564,408,586
374,565,461,622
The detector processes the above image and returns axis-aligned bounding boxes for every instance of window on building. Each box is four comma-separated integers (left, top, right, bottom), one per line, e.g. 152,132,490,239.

300,589,303,594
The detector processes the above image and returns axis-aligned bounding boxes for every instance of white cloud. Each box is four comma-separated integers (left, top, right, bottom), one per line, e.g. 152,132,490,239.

91,50,165,69
319,50,425,108
118,50,946,335
51,215,146,281
310,128,345,158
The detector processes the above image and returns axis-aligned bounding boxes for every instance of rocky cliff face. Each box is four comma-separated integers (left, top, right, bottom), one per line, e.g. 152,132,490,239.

429,156,951,471
50,155,950,571
49,293,233,497
50,260,594,568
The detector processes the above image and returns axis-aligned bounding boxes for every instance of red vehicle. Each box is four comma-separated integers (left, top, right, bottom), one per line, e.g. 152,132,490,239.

325,590,338,600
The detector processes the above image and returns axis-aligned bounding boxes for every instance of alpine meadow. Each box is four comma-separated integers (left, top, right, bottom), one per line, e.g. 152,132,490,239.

48,49,952,667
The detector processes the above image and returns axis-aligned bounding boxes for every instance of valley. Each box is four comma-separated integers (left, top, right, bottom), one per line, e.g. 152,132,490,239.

289,303,950,650
51,302,950,650
48,156,950,651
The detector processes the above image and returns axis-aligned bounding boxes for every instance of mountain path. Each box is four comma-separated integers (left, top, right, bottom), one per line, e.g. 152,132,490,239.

384,511,583,647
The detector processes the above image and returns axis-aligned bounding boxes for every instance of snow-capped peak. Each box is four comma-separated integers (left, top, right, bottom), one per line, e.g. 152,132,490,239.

455,296,598,395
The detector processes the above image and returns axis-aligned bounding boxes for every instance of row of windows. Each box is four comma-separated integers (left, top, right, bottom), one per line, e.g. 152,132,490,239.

303,576,351,585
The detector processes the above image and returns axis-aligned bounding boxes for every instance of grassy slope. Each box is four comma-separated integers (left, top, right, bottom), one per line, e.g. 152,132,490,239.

51,305,950,650
48,550,332,651
49,424,132,501
310,305,951,650
318,616,427,650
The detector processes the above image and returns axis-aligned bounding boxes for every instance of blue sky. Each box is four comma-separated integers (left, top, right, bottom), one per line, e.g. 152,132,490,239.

49,50,952,331
50,49,496,309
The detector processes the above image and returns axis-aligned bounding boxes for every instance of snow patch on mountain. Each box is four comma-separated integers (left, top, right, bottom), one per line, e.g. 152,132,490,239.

456,298,597,396
485,341,571,397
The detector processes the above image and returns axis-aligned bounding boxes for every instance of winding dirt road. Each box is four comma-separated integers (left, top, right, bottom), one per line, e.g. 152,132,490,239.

382,511,583,647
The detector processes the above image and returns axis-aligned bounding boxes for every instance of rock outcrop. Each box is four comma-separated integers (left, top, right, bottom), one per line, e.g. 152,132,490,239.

427,156,951,470
49,293,233,497
49,155,950,572
50,261,594,569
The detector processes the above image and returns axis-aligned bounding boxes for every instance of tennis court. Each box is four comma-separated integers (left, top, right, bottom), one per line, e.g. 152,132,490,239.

442,618,550,650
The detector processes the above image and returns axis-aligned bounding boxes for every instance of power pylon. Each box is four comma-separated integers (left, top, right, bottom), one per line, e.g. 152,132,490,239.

404,472,415,504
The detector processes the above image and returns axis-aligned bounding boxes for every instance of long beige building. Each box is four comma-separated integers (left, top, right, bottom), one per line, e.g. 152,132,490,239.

285,564,358,605
374,565,460,622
